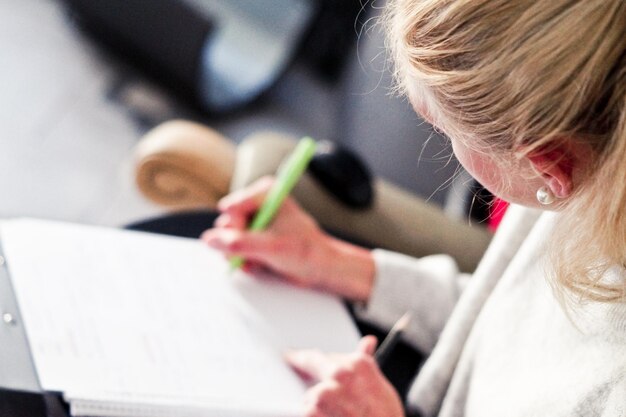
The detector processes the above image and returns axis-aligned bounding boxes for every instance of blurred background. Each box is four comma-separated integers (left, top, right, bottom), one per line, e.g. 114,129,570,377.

0,0,463,228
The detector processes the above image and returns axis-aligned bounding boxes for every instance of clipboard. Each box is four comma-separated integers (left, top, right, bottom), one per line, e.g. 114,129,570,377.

0,243,68,417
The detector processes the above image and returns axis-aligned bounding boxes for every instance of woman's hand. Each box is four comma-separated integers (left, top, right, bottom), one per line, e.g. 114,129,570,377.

286,336,405,417
201,177,375,302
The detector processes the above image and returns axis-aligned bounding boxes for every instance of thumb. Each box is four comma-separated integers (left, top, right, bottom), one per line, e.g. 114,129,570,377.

284,349,335,383
358,335,378,356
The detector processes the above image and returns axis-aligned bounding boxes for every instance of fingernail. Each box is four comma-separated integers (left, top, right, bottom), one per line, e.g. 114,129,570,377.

218,193,238,210
216,198,230,212
202,234,220,247
214,214,230,228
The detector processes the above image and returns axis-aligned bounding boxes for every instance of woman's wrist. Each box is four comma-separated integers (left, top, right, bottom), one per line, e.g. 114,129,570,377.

316,235,375,302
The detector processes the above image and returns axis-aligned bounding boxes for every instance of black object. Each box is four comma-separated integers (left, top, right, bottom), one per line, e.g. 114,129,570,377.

126,211,220,239
0,389,47,417
0,390,68,417
63,0,213,106
308,141,374,209
62,0,318,114
300,0,366,81
467,181,494,225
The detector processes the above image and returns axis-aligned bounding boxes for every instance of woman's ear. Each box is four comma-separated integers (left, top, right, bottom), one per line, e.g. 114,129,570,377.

526,145,576,199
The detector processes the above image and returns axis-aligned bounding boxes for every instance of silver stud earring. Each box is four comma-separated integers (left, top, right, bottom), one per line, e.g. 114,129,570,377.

536,186,556,205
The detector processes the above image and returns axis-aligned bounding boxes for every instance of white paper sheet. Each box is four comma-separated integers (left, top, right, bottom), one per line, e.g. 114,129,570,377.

1,219,360,416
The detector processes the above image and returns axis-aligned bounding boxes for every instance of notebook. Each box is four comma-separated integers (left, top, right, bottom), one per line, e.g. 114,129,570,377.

0,218,361,417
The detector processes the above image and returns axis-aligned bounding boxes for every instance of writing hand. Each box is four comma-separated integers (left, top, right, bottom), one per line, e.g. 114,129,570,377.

201,177,375,301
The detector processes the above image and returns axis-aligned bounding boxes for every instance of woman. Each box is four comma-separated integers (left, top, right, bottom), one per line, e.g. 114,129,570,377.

202,0,626,415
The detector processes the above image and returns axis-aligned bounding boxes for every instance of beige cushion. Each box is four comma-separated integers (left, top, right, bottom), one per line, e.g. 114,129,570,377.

134,120,235,209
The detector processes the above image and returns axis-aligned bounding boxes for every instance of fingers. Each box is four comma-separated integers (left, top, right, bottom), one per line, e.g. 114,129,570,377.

201,228,279,261
284,349,336,383
240,260,268,276
209,176,300,233
358,335,378,356
287,344,404,417
213,212,247,230
217,176,274,214
303,380,353,417
285,339,379,385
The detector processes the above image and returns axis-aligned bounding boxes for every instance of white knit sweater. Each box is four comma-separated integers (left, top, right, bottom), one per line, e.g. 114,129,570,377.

357,205,626,417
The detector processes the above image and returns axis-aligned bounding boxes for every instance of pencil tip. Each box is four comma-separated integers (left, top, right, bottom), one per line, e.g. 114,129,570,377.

397,312,411,329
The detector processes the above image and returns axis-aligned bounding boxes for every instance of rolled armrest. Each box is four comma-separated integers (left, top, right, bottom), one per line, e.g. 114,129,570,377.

134,120,236,210
232,133,492,273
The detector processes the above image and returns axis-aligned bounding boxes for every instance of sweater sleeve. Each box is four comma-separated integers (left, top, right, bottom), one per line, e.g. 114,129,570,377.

354,249,469,354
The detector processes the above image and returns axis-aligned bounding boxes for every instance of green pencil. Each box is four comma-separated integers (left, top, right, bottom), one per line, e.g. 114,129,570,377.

229,137,317,270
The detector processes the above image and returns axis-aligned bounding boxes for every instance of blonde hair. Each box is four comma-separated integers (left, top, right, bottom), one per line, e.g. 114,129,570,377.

385,0,626,302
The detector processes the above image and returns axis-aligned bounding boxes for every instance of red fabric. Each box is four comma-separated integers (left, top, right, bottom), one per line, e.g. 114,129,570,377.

488,198,510,231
